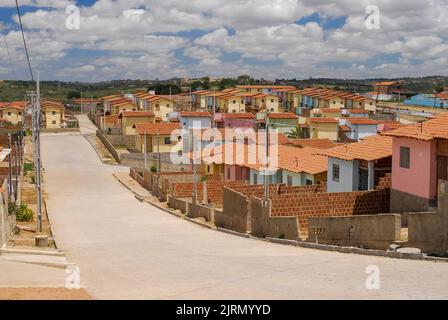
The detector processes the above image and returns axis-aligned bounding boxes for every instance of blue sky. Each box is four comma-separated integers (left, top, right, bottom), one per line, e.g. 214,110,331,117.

0,0,446,81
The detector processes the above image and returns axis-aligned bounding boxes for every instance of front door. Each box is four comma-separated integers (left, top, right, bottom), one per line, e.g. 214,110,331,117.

359,168,369,191
437,155,448,182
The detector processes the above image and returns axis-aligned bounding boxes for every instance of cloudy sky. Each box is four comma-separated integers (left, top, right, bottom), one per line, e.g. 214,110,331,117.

0,0,447,81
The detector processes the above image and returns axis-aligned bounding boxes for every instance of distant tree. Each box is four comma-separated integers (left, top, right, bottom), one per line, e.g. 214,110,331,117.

67,91,81,99
237,75,254,85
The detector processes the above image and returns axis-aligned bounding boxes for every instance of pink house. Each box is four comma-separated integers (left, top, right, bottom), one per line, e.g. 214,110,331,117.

384,114,448,212
215,113,255,129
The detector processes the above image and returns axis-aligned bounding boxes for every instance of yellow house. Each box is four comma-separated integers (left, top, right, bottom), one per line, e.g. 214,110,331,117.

319,95,345,109
312,108,342,119
41,102,64,128
109,99,137,115
353,97,376,112
134,122,183,153
144,96,175,121
101,95,123,112
119,111,155,135
251,93,280,113
0,101,25,124
307,117,339,141
219,94,246,113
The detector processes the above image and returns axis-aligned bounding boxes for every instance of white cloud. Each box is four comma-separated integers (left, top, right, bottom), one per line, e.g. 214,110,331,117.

0,0,446,80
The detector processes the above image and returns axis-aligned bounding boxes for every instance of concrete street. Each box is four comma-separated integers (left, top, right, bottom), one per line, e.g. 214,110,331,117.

39,116,448,300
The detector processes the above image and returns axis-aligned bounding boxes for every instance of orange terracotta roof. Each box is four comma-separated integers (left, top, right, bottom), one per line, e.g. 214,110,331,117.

309,117,338,124
347,109,369,114
0,101,25,109
288,138,337,150
134,122,182,135
339,125,352,132
104,115,120,125
318,135,392,161
374,81,400,86
236,85,296,89
319,108,341,114
110,99,135,107
268,112,298,119
120,111,155,118
347,118,378,125
222,113,255,119
382,114,448,141
180,111,212,118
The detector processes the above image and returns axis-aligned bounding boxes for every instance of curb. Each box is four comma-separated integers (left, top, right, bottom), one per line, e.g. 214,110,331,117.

83,135,119,166
0,247,65,257
119,174,448,263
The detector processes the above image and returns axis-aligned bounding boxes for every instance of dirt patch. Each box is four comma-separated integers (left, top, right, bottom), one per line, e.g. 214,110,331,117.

0,287,92,300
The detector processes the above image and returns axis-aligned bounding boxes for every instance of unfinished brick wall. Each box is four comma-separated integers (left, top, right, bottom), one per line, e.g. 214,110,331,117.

171,181,249,205
270,177,391,233
229,183,327,199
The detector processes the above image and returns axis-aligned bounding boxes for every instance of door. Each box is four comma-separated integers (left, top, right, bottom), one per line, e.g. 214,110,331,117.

359,168,369,191
437,155,448,182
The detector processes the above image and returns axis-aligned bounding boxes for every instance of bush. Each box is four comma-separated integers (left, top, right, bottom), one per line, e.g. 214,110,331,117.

9,202,34,222
150,164,158,173
24,163,34,174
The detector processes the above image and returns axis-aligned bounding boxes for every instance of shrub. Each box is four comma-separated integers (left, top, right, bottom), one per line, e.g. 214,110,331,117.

24,163,34,174
150,164,158,173
8,202,34,222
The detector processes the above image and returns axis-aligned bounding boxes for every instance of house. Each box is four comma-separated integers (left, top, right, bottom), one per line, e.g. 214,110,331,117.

218,94,246,113
342,118,379,141
268,113,298,134
247,145,327,186
0,101,25,125
318,95,345,109
41,101,64,128
134,122,183,154
215,113,255,129
102,114,120,132
404,94,447,109
346,109,370,118
191,90,209,110
352,96,376,112
110,98,137,115
372,81,402,98
307,118,339,141
144,96,175,121
101,95,122,112
119,111,155,135
319,135,393,193
236,85,296,94
72,98,100,113
383,114,448,212
312,108,341,119
179,111,213,152
250,94,280,113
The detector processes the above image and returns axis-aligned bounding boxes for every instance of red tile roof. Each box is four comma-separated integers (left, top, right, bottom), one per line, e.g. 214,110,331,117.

288,138,337,150
180,111,212,118
309,117,338,124
318,135,392,161
347,118,378,125
134,123,182,135
268,112,298,119
120,111,155,118
222,113,255,119
382,113,448,141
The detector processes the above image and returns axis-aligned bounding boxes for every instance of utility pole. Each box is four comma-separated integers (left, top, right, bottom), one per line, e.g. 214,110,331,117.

144,131,147,170
8,134,12,198
192,130,197,204
80,91,83,114
32,74,43,233
263,111,270,207
157,131,161,173
397,91,401,123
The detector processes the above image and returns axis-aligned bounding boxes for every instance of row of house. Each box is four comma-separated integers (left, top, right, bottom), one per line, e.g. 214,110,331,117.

0,99,65,128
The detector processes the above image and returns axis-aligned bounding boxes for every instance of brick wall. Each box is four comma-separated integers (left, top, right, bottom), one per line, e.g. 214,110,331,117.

270,177,391,233
171,181,248,205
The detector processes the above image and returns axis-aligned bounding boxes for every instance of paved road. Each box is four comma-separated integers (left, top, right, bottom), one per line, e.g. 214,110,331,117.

40,116,448,299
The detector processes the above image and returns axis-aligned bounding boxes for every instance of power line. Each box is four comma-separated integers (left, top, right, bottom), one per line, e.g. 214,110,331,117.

1,33,17,81
15,0,34,81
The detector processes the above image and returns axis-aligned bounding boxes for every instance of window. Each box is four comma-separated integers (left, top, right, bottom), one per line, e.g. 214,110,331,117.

227,167,231,179
7,112,11,116
233,100,236,104
333,101,336,104
332,164,340,182
167,104,170,108
261,99,265,103
52,111,56,115
164,137,172,145
52,120,56,125
241,100,244,104
19,112,22,115
400,147,411,169
306,179,313,185
253,174,258,184
207,166,211,173
271,99,274,103
287,175,293,186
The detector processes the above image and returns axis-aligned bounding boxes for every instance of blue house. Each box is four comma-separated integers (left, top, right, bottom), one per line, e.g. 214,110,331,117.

404,94,446,108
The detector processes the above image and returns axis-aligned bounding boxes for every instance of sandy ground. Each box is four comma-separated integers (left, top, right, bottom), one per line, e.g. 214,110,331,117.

0,288,91,300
